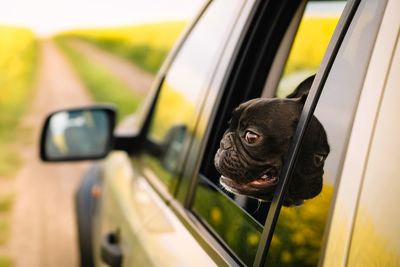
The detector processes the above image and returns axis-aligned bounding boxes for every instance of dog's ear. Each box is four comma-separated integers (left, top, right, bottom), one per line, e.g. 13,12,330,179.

286,74,315,104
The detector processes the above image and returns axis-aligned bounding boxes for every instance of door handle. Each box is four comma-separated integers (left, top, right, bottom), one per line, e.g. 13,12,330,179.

101,232,123,267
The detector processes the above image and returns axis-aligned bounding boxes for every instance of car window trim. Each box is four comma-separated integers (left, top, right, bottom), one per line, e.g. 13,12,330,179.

131,1,213,203
141,0,248,203
253,0,362,266
125,1,212,155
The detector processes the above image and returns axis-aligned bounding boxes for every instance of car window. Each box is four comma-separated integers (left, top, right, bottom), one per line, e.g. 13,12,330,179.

265,0,387,266
347,35,400,266
140,0,244,193
191,1,346,265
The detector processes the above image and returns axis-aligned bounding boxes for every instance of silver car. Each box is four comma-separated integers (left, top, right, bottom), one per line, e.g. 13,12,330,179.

40,0,400,266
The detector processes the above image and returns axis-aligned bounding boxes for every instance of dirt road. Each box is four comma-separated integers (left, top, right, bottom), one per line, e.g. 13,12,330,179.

2,36,155,266
6,40,92,267
66,39,154,96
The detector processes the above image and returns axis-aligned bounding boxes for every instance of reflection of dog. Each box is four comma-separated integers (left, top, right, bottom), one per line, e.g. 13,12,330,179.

214,76,329,206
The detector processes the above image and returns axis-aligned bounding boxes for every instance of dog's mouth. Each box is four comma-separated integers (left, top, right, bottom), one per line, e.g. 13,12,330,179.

248,173,279,187
220,168,279,199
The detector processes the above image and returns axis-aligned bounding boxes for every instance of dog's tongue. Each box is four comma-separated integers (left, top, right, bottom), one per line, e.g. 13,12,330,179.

249,175,278,186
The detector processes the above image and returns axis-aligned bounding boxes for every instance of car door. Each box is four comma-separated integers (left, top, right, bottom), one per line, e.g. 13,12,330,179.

94,0,252,266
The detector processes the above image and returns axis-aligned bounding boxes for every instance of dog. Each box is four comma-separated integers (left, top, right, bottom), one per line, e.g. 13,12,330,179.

214,75,329,206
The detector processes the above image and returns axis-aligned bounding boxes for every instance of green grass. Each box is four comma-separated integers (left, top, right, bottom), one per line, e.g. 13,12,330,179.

0,149,21,178
0,218,9,246
0,194,14,250
58,22,186,74
55,37,142,121
0,257,12,267
88,40,169,74
0,194,14,213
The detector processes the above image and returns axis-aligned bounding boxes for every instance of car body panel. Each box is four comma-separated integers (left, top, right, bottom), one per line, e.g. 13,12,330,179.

347,28,400,265
321,0,399,265
96,152,217,267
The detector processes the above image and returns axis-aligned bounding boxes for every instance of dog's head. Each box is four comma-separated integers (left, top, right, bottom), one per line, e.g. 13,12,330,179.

214,95,329,206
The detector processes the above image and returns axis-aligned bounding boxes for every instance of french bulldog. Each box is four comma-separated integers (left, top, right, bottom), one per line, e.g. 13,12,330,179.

214,76,329,206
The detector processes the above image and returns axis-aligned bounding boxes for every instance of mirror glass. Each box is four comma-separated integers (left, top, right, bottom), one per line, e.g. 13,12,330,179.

44,109,111,160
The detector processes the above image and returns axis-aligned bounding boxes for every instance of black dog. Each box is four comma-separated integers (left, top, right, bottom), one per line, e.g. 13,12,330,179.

214,76,329,206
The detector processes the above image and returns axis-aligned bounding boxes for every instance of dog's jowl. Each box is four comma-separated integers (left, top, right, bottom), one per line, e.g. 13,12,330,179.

214,76,329,206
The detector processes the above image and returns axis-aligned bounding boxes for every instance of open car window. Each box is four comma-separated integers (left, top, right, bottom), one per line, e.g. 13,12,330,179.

191,1,347,265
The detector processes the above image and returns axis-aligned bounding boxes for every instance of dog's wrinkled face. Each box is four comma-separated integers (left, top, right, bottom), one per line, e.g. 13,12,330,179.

214,96,329,206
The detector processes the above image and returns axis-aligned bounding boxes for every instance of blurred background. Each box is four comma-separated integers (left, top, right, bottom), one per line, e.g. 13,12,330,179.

0,1,203,266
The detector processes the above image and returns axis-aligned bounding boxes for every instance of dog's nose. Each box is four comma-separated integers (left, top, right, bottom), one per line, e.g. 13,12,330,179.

220,137,232,150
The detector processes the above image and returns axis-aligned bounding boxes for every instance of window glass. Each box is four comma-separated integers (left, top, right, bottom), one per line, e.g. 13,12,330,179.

347,36,400,266
142,0,243,191
266,0,386,266
193,175,263,265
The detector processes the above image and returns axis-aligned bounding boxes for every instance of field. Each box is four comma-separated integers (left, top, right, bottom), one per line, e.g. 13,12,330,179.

0,26,38,177
60,22,186,73
0,25,38,267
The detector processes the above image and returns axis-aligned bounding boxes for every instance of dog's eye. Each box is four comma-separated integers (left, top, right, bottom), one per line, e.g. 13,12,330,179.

313,154,325,167
244,131,259,144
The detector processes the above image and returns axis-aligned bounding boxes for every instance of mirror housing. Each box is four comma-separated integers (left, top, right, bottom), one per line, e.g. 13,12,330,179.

40,106,116,161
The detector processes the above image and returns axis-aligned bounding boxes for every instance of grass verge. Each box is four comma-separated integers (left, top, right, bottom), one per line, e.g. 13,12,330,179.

55,37,142,121
0,194,14,267
0,257,12,267
58,21,186,74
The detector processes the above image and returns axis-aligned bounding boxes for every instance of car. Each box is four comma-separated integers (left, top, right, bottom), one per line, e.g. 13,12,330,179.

39,0,400,266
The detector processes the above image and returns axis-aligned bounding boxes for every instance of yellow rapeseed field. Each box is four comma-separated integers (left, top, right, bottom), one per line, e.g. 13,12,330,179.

0,25,38,175
63,21,186,51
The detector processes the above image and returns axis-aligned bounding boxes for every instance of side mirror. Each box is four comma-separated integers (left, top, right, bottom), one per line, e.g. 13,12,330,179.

40,106,116,161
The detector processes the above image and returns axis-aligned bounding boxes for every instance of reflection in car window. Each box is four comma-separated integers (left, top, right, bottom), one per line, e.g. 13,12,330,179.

142,0,243,191
266,0,387,266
